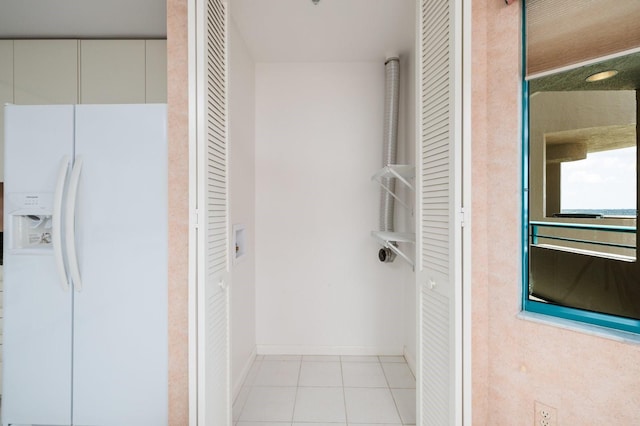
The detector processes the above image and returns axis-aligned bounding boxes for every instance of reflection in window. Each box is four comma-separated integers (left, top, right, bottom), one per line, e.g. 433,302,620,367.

561,146,636,217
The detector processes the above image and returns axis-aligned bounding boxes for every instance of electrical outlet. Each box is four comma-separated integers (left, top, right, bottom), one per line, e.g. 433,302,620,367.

535,401,557,426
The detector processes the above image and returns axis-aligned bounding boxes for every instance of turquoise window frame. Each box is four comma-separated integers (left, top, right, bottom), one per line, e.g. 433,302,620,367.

520,1,640,335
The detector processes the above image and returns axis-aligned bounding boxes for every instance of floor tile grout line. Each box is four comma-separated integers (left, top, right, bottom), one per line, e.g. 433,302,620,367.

290,358,304,423
236,358,256,423
340,355,349,425
381,361,418,390
380,359,406,425
234,357,263,421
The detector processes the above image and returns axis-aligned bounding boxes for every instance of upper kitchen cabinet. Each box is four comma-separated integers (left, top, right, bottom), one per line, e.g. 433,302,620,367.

145,40,167,103
0,39,166,182
0,41,12,102
80,40,146,104
0,40,14,182
14,40,79,104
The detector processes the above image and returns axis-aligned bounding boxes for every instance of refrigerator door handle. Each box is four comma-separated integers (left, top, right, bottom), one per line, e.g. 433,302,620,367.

53,156,71,292
66,157,84,292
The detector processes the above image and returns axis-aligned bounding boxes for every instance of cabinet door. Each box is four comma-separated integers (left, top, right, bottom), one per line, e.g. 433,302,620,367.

80,40,146,104
14,40,79,104
146,40,167,103
0,40,14,182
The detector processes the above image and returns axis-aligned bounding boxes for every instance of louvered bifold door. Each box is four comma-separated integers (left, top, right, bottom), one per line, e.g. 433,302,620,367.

417,0,463,425
195,0,231,424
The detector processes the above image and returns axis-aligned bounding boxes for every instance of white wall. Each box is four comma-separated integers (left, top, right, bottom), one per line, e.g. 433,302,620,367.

255,62,412,355
229,20,256,394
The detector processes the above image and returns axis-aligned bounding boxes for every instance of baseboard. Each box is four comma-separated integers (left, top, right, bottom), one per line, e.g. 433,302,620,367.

232,346,257,401
403,345,416,376
255,345,404,356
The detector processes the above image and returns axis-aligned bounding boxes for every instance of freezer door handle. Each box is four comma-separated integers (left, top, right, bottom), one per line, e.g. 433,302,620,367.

53,156,71,291
66,157,84,292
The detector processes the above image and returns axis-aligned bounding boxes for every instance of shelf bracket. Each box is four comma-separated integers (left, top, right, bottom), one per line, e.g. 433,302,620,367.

385,166,415,191
371,231,415,268
378,181,411,210
371,164,415,211
384,241,414,268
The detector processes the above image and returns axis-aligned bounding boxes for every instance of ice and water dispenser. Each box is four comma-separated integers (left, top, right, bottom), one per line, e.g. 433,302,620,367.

6,193,54,252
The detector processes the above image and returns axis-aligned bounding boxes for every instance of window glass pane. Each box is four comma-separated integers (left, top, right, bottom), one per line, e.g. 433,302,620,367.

527,53,640,323
561,146,636,216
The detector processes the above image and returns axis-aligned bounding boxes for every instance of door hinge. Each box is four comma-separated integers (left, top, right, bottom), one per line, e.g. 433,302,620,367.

193,209,200,229
458,207,466,228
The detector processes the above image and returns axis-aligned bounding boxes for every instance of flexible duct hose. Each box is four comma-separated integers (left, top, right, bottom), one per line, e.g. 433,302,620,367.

378,57,400,262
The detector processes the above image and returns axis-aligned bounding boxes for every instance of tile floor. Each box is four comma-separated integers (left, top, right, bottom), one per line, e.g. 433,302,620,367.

233,355,416,426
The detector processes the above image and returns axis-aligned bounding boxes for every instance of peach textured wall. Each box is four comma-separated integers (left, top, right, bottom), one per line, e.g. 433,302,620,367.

473,0,640,424
471,0,489,423
167,0,189,424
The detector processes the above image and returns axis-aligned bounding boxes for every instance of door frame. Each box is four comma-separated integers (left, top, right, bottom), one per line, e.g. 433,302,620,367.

187,0,199,423
184,0,474,423
462,0,472,422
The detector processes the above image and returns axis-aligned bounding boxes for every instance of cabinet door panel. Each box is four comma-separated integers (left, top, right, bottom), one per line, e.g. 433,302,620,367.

146,40,167,103
14,40,79,105
0,40,14,182
80,40,146,104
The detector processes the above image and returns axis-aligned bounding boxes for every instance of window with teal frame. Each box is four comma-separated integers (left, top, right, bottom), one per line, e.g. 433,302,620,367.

522,4,640,335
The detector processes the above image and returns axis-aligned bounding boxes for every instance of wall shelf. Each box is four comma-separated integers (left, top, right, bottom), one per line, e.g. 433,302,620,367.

372,230,415,243
372,164,415,183
371,231,415,267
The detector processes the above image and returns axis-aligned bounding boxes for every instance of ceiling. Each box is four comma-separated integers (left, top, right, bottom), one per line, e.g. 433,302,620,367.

0,0,166,39
0,0,415,60
231,0,415,62
530,51,640,92
530,51,639,157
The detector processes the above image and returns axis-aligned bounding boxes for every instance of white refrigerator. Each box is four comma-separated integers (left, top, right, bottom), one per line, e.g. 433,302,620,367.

2,104,168,425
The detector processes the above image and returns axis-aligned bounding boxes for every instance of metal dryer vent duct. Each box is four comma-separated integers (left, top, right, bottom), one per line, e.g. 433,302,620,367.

378,57,400,263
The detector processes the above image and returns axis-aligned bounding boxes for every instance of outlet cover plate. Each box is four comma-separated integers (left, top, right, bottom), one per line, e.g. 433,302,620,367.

534,401,557,426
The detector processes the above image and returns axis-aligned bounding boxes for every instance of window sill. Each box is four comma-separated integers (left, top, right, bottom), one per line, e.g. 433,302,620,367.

517,311,640,345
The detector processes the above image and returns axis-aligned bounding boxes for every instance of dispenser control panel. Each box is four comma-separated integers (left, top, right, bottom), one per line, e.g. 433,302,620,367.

6,193,54,252
12,214,53,249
